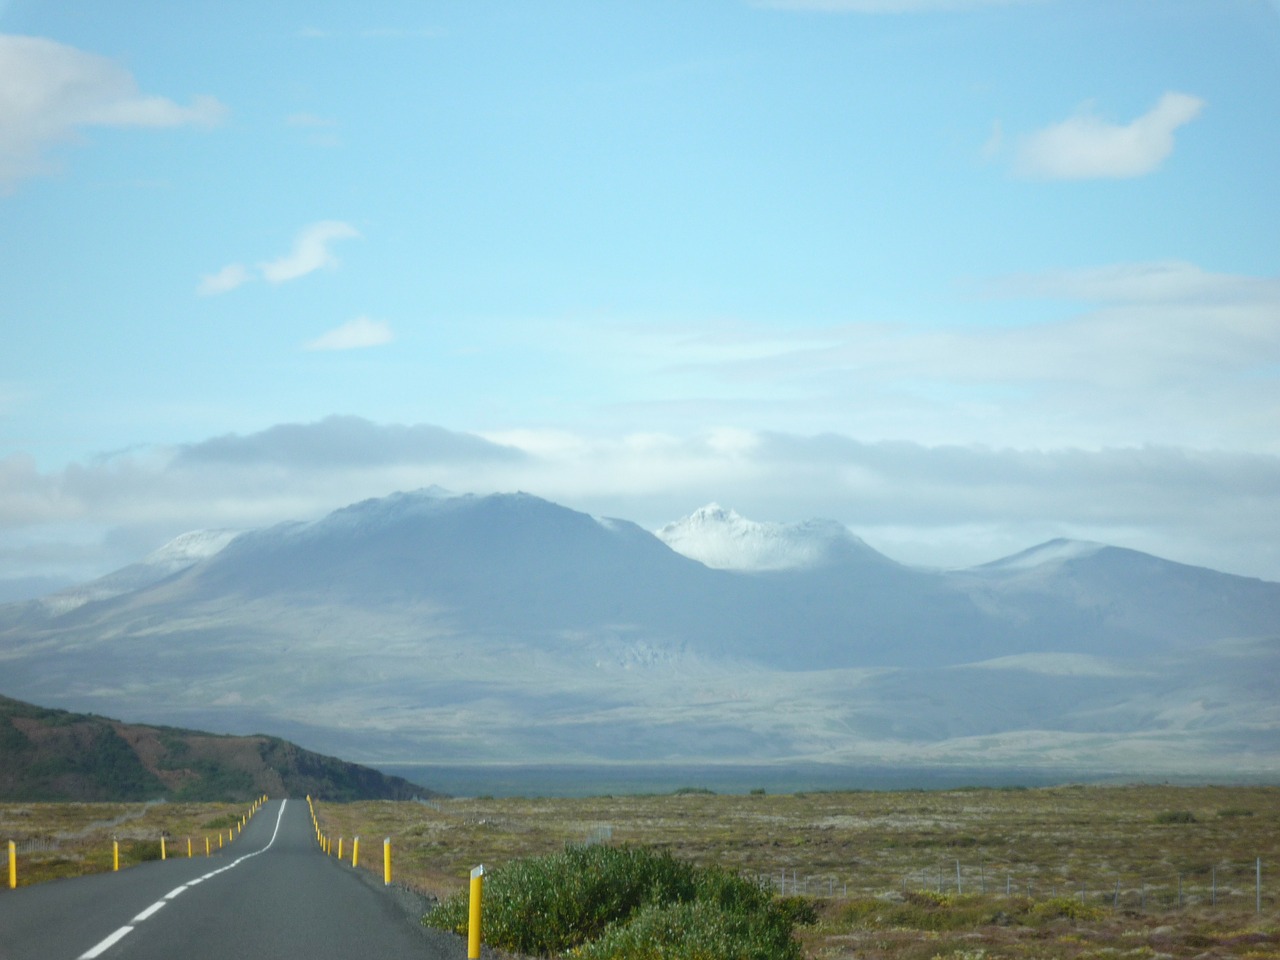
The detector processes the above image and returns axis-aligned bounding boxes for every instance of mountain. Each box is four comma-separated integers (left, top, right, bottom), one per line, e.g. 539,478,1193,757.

0,694,436,802
656,503,896,571
37,529,239,615
0,489,1276,778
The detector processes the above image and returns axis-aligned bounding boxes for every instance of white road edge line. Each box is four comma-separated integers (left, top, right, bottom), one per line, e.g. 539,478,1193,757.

76,800,289,960
78,926,133,959
131,902,165,923
165,885,188,899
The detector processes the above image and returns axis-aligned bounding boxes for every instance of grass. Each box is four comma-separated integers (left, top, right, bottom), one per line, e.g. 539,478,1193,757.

4,784,1277,959
312,783,1278,959
0,798,264,886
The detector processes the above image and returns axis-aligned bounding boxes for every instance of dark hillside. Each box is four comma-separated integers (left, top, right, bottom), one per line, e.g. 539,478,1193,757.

0,694,436,802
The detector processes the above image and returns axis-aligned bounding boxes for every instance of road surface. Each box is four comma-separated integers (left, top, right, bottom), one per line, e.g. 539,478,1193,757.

0,798,476,959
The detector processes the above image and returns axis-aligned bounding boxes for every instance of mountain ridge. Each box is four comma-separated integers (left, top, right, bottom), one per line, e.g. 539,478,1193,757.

1,488,1275,776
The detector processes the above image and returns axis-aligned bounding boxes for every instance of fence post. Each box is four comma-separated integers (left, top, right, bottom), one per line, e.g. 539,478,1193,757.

956,860,962,895
468,865,485,959
1259,859,1263,915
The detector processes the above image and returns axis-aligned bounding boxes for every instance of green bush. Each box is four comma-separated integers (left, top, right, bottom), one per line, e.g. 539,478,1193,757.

570,898,803,960
1030,896,1105,922
424,844,804,959
1154,810,1197,824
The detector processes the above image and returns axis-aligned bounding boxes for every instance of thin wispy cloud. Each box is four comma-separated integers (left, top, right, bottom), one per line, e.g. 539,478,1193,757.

196,263,251,296
0,33,226,191
260,220,361,283
304,316,394,352
1014,92,1205,180
198,220,360,295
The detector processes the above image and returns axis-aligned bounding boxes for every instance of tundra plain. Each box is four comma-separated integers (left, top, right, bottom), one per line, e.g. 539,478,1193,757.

4,784,1277,959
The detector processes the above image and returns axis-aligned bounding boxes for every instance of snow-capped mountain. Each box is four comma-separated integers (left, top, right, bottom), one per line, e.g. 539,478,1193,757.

0,489,1276,777
656,503,895,571
38,528,240,615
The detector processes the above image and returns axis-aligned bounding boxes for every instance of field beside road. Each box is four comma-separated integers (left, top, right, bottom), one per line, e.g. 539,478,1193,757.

6,784,1278,959
1,799,258,885
313,783,1278,960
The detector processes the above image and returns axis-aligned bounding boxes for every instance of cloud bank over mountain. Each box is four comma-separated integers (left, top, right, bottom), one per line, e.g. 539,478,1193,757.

2,418,1278,597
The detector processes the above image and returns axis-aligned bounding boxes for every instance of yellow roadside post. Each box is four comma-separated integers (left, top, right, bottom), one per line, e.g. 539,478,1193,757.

187,838,192,858
160,836,166,861
9,840,17,888
113,840,119,872
352,836,360,868
383,838,391,885
218,833,223,850
468,865,485,959
206,837,210,856
338,838,344,860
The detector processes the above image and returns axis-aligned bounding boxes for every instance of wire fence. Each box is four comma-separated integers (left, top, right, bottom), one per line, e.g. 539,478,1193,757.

761,858,1269,914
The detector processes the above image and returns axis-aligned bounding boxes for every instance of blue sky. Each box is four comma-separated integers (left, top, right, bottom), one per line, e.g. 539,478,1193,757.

2,0,1278,595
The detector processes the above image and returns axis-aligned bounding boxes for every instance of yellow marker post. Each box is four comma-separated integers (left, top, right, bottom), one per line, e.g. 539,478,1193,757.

352,836,359,868
338,838,344,860
113,840,119,872
160,837,166,861
468,865,485,959
8,840,16,889
187,838,192,858
219,833,223,850
383,838,392,886
206,837,210,856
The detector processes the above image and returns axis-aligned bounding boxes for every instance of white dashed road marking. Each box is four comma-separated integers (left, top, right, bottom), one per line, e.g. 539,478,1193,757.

76,800,288,960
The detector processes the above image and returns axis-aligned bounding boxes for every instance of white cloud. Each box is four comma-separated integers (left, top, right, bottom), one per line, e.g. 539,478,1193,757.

197,263,251,296
4,421,1279,590
1015,92,1204,180
304,316,394,351
544,260,1280,455
259,220,361,283
198,220,360,294
0,33,226,191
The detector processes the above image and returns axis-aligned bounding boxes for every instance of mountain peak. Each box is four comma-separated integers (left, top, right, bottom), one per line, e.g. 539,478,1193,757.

656,503,891,572
39,528,240,615
975,538,1108,573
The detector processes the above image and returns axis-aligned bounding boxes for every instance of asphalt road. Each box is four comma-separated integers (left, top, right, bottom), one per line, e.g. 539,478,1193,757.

0,799,475,960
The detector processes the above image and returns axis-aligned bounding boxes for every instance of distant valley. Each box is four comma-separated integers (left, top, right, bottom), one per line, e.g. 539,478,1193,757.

0,488,1276,779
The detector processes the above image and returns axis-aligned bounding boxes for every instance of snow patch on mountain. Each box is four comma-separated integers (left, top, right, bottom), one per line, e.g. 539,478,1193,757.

655,503,888,571
40,528,240,614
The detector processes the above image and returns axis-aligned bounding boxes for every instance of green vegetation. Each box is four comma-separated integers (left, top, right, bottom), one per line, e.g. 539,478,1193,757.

424,843,810,959
1154,809,1198,824
314,784,1278,960
0,693,430,803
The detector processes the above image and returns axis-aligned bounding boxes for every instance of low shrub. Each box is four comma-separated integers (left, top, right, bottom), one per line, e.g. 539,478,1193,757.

423,843,805,958
1154,810,1197,824
569,898,802,960
839,892,998,932
1029,896,1105,922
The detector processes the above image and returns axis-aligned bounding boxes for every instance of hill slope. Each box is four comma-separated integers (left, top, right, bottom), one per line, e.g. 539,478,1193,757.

0,694,435,802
